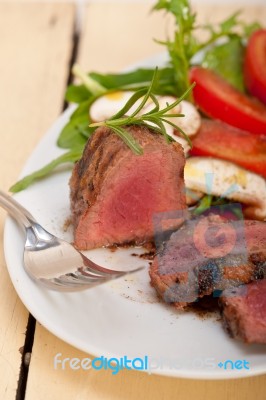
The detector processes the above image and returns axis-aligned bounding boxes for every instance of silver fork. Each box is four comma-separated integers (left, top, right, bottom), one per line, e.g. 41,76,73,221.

0,190,143,291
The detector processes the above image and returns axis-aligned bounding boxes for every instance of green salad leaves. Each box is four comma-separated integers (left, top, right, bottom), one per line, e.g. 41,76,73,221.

10,148,83,193
153,1,260,95
10,0,261,192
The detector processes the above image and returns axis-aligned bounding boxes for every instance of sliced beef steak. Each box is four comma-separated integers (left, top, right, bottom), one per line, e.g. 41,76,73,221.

150,216,266,309
70,125,186,250
219,279,266,344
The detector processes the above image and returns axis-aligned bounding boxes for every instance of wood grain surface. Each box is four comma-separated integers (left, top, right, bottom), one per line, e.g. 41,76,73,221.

0,2,265,399
0,2,75,398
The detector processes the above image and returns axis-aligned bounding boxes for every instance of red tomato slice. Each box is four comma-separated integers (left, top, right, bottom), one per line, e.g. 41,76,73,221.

190,119,266,178
244,29,266,105
189,66,266,136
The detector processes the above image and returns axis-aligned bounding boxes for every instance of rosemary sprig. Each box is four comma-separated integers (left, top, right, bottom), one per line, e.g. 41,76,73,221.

89,68,195,154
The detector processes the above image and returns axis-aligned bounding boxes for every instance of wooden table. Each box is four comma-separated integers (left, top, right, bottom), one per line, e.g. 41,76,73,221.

0,1,266,399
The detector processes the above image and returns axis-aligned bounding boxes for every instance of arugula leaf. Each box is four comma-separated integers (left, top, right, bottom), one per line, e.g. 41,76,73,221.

192,195,243,218
10,148,83,193
89,67,177,95
193,195,213,215
60,67,178,151
75,121,94,139
65,67,178,105
61,67,177,151
57,100,95,149
57,119,91,149
65,84,90,103
72,64,106,96
202,37,245,92
153,0,196,96
204,12,261,42
243,21,262,38
153,1,261,94
11,1,263,192
220,11,240,34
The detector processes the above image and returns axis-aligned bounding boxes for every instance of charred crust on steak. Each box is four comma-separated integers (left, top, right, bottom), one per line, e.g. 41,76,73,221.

249,252,266,280
150,216,266,314
198,261,219,296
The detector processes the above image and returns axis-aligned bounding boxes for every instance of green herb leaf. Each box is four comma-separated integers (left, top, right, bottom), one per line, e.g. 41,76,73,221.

144,116,170,142
65,84,91,103
108,89,147,121
75,121,94,138
242,21,262,38
108,125,143,155
57,100,94,149
61,67,179,151
10,148,83,193
72,64,106,96
220,11,240,33
153,0,197,96
90,69,193,153
152,1,261,96
89,68,177,95
202,37,245,92
57,119,88,149
129,67,158,117
193,195,213,215
160,117,192,147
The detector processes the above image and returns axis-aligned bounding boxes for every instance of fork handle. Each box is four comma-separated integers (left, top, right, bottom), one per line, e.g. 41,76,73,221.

0,190,35,229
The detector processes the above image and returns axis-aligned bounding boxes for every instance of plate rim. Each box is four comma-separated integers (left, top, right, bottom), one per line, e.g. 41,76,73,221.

3,52,266,380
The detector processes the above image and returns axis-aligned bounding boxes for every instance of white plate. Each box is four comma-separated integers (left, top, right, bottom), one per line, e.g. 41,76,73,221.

3,54,266,379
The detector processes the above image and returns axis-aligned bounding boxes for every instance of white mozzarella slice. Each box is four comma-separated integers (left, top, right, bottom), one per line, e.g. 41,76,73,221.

185,157,266,220
90,92,201,157
90,91,138,122
178,100,201,137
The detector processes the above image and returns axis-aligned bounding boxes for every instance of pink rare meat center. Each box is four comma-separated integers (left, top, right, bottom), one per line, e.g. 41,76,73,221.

70,125,186,249
101,153,166,232
246,280,266,322
76,150,182,246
